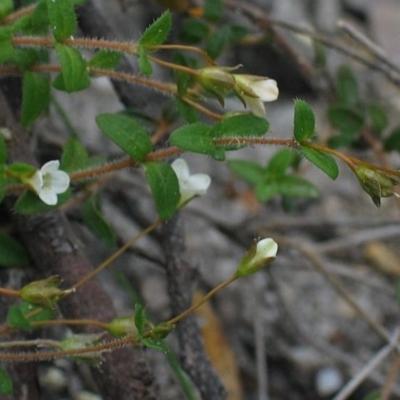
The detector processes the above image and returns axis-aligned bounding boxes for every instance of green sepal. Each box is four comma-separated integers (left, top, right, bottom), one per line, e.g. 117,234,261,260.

301,146,339,180
21,71,51,127
47,0,77,41
54,43,91,93
139,11,172,47
0,232,29,267
293,99,315,142
144,161,180,220
95,113,153,161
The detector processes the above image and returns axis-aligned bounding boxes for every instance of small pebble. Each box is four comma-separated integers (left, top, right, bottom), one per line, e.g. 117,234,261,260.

315,366,343,396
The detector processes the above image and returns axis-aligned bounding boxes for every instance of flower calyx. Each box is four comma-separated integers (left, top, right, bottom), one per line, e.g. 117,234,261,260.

354,165,400,207
236,238,278,277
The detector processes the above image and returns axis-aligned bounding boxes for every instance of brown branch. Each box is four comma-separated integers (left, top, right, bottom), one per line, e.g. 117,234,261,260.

161,215,227,399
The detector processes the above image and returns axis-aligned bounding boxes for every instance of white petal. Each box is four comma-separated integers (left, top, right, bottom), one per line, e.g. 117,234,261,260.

256,238,278,260
50,171,70,194
27,170,43,193
38,188,58,205
188,174,211,195
252,79,279,101
243,95,266,117
40,160,60,174
171,158,190,180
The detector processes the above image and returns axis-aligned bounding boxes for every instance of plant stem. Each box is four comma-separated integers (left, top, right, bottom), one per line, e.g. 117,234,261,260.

167,274,239,326
72,219,162,290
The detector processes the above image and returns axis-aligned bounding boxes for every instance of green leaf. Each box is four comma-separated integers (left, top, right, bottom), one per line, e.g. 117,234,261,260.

0,367,13,395
367,104,388,134
82,195,116,249
211,114,269,139
266,149,297,176
134,304,146,335
7,301,54,329
0,133,6,164
226,159,265,185
169,122,218,156
54,43,91,93
293,99,315,142
14,189,72,215
87,50,123,70
301,146,339,180
21,71,51,128
336,65,360,106
144,161,180,220
327,105,364,134
96,113,153,161
47,0,76,41
327,132,357,149
384,126,400,152
139,11,172,47
176,98,198,123
0,232,29,267
0,0,13,19
30,0,49,34
205,25,231,59
0,29,14,63
60,138,90,172
142,337,169,351
179,18,210,44
7,162,36,177
138,45,152,76
256,175,318,202
204,0,223,21
10,48,43,69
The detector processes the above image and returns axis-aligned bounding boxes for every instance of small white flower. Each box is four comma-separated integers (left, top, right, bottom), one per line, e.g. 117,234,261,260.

237,237,278,276
171,158,211,207
234,75,279,117
251,238,278,266
25,160,70,205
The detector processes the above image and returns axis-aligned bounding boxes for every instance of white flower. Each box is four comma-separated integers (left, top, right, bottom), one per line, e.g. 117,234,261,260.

25,160,70,205
171,158,211,207
234,75,279,117
251,238,278,266
237,237,278,276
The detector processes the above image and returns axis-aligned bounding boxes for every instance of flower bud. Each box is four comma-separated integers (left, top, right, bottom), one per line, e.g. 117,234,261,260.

107,315,139,338
59,333,105,365
354,165,399,207
19,276,73,309
236,238,278,277
233,75,279,117
197,67,236,106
